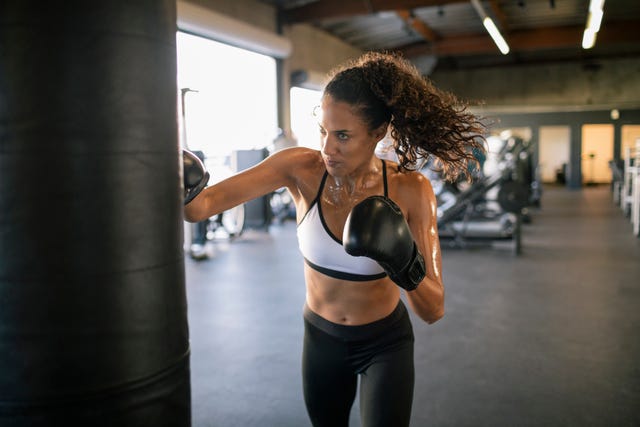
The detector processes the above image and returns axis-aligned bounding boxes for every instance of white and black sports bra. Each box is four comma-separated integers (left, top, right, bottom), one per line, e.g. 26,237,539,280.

297,160,388,281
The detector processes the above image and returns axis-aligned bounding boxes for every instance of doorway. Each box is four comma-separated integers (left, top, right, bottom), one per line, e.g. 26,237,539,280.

539,126,570,184
581,124,614,185
621,125,640,159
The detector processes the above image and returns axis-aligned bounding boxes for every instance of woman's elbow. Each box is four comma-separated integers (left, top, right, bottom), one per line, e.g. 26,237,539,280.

184,198,208,223
425,306,444,324
184,212,199,223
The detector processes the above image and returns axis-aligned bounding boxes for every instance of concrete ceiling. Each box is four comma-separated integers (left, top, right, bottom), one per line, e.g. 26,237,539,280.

260,0,640,74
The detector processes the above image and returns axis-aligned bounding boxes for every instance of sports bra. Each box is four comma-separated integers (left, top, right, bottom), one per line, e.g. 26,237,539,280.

297,160,388,281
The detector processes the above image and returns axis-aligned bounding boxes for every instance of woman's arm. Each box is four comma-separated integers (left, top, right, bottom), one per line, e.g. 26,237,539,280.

402,174,445,324
184,147,306,223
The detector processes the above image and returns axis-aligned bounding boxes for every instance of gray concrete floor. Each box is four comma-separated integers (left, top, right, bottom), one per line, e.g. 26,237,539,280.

185,186,640,427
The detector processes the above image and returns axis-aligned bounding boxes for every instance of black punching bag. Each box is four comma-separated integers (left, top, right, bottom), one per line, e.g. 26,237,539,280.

0,1,191,426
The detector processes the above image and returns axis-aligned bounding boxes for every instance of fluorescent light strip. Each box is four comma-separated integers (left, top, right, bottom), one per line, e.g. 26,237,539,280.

582,29,597,49
483,17,510,54
582,0,605,49
470,0,510,55
588,8,603,32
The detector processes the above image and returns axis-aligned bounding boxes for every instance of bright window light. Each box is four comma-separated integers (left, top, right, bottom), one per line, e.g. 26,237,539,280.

290,87,322,150
176,32,278,157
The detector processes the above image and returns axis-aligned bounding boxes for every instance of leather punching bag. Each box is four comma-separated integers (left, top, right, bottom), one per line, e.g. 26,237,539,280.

0,1,191,426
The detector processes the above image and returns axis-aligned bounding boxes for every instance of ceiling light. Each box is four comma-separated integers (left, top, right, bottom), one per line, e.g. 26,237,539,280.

582,29,597,49
470,0,510,55
610,109,620,120
582,0,605,49
483,17,510,54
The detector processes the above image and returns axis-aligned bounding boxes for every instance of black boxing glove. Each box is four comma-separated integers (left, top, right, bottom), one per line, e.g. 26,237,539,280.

183,149,209,205
343,196,426,291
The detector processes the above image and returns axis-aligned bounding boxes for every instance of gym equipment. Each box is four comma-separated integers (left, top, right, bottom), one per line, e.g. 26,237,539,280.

0,2,190,426
497,180,531,213
344,196,426,290
609,159,625,207
633,141,640,237
425,134,540,254
612,142,640,237
270,187,297,224
619,141,640,237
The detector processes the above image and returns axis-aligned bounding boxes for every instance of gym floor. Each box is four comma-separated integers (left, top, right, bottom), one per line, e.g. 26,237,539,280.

184,186,640,427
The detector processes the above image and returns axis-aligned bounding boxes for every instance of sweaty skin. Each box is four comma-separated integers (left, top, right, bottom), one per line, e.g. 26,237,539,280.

184,95,444,326
324,165,380,207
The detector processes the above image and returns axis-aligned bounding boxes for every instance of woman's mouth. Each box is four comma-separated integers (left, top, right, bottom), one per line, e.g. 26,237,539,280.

324,158,340,168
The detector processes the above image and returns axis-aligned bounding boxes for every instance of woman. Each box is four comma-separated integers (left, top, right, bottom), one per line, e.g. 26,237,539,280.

184,51,485,427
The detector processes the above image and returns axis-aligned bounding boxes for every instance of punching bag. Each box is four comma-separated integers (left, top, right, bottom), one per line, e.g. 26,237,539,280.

0,1,191,426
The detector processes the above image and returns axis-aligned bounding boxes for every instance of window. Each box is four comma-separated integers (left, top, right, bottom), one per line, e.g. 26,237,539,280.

176,32,278,160
290,86,321,149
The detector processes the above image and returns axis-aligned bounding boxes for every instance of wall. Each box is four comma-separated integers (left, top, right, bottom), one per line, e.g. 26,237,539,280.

430,57,640,113
285,24,363,85
491,109,640,188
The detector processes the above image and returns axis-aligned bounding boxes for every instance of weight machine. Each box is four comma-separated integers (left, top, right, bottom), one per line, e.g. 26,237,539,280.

425,134,539,254
613,140,640,237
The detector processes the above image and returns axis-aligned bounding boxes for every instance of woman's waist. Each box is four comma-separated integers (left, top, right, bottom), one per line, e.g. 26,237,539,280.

304,270,401,326
303,298,408,341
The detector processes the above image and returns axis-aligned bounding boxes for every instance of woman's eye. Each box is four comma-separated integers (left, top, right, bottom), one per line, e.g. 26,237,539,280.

337,132,348,141
318,127,327,135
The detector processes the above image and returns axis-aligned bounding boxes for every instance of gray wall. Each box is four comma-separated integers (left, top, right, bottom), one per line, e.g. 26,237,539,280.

430,57,640,113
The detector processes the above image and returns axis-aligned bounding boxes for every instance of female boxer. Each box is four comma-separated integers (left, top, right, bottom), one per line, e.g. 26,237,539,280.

184,51,486,427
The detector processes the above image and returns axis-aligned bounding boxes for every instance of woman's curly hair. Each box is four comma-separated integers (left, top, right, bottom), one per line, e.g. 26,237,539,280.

324,51,487,182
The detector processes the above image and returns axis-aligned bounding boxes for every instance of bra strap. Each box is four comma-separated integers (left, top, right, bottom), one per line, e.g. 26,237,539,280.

315,170,329,204
381,159,388,197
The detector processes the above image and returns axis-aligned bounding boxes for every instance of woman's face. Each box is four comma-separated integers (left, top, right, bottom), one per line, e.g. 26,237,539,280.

317,95,385,178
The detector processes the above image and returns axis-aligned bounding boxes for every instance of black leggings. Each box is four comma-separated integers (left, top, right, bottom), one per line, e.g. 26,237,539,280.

302,301,415,427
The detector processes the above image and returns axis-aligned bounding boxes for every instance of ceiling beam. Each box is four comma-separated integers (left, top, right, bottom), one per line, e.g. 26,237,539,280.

399,20,640,57
486,0,508,32
283,0,464,23
396,9,439,42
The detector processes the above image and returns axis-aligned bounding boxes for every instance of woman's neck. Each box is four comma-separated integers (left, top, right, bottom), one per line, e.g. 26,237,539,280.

324,157,382,206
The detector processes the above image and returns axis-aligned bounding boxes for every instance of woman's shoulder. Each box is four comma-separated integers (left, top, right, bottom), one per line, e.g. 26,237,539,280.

268,146,326,204
270,146,324,174
271,146,319,162
384,160,430,188
385,161,435,206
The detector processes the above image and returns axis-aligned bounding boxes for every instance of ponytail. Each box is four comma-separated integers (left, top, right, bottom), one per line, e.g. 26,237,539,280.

324,52,486,181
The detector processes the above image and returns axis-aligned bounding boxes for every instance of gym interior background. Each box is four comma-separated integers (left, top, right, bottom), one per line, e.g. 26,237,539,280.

1,1,639,426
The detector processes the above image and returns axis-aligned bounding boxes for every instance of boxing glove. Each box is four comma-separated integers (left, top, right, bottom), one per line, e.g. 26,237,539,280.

343,196,426,291
183,149,209,205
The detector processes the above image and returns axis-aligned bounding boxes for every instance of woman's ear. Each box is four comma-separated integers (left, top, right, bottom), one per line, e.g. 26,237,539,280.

372,123,389,142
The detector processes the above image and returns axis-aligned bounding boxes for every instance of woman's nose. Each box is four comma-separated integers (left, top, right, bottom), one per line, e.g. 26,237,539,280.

321,136,336,156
